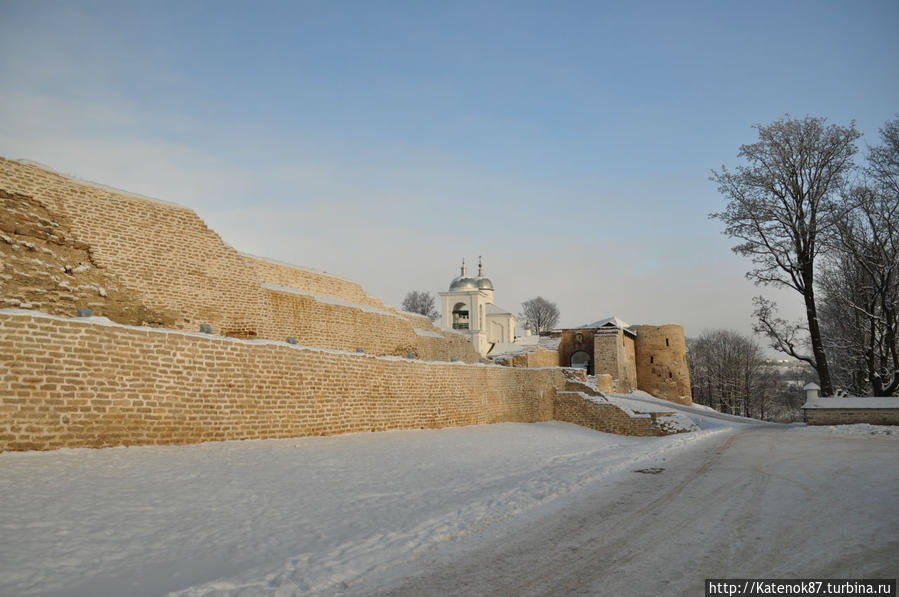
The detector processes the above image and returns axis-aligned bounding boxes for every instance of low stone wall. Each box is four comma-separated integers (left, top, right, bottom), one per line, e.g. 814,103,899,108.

526,347,560,368
553,392,663,437
0,310,558,451
496,347,560,369
804,408,899,426
594,374,613,394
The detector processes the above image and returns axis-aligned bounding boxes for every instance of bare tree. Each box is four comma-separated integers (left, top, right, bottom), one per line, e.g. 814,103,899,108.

401,290,439,321
711,115,861,396
519,297,559,334
817,252,871,394
820,118,899,396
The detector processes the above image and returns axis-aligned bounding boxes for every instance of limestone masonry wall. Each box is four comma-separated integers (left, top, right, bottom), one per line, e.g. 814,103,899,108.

0,158,268,337
593,331,637,393
1,158,687,450
499,347,560,369
0,190,176,327
259,288,479,362
244,254,388,309
804,408,899,426
553,392,663,437
0,310,559,451
633,324,692,405
0,158,477,361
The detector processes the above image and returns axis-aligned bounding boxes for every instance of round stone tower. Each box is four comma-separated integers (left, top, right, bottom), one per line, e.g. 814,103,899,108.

632,324,692,405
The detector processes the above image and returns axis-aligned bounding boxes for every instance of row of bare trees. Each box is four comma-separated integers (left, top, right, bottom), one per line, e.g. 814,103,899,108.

687,330,812,421
712,116,899,396
817,120,899,396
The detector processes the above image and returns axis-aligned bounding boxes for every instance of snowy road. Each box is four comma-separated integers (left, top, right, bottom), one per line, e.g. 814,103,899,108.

362,426,899,596
1,419,897,596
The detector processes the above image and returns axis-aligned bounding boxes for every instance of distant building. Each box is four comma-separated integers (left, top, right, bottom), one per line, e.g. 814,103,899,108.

439,258,515,357
437,260,693,406
557,318,692,405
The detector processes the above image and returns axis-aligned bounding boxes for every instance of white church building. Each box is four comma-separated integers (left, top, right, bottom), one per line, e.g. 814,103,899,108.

439,258,517,357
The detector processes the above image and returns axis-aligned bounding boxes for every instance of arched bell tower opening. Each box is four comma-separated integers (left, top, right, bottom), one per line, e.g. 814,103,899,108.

452,302,469,329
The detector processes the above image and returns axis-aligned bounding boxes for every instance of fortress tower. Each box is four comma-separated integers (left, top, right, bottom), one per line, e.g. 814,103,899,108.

632,324,692,405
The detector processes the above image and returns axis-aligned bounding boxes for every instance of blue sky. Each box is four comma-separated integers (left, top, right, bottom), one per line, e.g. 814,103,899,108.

1,0,897,344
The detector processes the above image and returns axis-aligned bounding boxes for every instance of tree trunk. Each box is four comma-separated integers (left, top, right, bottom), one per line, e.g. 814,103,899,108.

803,269,834,396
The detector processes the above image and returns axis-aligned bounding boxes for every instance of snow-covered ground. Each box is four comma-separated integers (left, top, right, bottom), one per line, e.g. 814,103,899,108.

367,423,899,596
1,405,896,596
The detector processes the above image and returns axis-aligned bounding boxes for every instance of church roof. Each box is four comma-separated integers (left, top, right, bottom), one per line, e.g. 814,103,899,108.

476,276,494,291
448,259,479,291
449,276,478,291
448,257,494,292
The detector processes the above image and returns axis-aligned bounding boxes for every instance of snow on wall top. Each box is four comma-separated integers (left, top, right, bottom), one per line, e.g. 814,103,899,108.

579,316,632,330
538,335,561,351
260,282,405,320
802,397,899,409
240,252,359,286
413,328,444,339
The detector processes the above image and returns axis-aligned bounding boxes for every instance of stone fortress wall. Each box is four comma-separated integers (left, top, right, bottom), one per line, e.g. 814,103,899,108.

244,254,389,310
243,253,479,362
0,158,269,338
1,157,686,452
0,189,176,326
0,158,478,362
633,325,692,405
0,310,558,451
